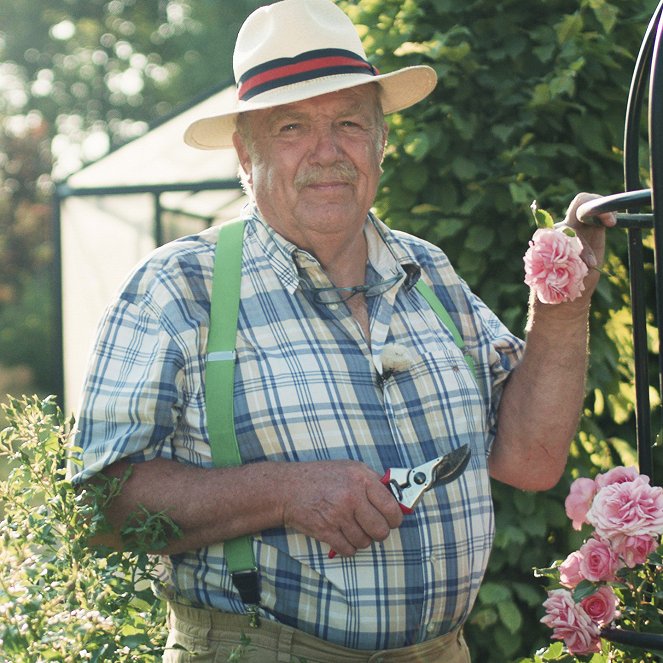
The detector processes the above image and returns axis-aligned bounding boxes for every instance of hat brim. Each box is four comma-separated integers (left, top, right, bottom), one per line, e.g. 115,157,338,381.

183,65,437,150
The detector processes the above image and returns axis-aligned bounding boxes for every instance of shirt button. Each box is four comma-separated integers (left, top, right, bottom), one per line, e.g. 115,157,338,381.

328,303,339,311
427,623,437,633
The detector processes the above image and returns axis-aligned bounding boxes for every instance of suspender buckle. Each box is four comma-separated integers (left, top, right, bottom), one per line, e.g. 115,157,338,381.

231,569,262,628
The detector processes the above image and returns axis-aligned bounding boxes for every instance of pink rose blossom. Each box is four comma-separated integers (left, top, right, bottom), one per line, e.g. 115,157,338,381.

577,537,621,582
523,228,589,304
580,585,619,626
586,476,663,542
559,551,584,588
565,477,597,530
595,466,641,489
541,589,601,655
613,534,658,568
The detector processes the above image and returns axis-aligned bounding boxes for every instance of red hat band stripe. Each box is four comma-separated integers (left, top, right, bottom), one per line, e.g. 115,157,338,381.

238,50,378,101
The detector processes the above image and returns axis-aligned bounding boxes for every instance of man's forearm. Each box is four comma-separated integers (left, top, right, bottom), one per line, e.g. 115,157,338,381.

94,457,286,554
89,454,404,557
489,299,590,491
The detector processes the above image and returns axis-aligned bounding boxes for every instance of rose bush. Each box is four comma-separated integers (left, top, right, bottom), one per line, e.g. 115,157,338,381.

525,467,663,662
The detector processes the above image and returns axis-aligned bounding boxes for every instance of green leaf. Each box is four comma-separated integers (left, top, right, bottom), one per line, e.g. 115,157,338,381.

573,580,599,601
555,13,584,45
450,155,479,180
479,581,511,604
588,0,619,34
497,600,523,634
512,581,546,606
522,516,547,537
513,490,537,515
465,226,495,252
542,641,565,659
530,201,555,228
403,132,431,161
494,625,522,658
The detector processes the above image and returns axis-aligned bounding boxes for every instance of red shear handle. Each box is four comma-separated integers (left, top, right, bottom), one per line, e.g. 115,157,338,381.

380,470,414,515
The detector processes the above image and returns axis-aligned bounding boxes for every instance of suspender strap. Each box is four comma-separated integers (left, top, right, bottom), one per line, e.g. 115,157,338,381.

414,279,477,377
206,219,261,625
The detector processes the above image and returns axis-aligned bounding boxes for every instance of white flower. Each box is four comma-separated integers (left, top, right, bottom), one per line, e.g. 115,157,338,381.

381,343,414,372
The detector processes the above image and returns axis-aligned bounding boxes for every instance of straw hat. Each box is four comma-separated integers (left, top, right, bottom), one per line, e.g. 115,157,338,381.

184,0,437,150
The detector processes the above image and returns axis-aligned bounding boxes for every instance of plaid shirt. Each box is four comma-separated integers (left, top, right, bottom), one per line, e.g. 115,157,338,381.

73,210,524,650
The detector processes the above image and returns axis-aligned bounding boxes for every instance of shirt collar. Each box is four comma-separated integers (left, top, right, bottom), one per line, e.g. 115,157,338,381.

245,206,421,294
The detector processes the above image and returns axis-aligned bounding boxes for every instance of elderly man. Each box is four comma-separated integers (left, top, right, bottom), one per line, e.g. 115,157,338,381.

72,0,613,661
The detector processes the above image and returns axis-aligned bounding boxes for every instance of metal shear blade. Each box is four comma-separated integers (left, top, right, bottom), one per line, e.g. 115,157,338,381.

393,444,471,513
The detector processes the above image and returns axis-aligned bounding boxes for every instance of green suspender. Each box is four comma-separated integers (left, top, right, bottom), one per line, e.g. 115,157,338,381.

413,279,477,378
205,218,261,627
205,218,476,626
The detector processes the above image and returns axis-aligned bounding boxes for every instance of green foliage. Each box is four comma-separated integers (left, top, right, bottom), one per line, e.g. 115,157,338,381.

0,1,264,395
0,395,172,661
340,0,661,660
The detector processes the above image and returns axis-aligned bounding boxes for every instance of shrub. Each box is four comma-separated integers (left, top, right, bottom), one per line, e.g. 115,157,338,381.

0,395,171,662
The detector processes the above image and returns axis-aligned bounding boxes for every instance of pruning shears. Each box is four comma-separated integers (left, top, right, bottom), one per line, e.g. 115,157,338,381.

380,443,471,515
328,444,471,558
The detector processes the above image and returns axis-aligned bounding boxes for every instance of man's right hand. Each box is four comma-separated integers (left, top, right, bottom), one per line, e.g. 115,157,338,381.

278,460,404,557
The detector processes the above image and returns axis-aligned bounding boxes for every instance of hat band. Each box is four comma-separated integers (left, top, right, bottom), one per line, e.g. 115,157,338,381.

237,48,379,101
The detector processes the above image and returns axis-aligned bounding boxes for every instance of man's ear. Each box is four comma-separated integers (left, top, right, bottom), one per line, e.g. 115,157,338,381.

233,131,253,184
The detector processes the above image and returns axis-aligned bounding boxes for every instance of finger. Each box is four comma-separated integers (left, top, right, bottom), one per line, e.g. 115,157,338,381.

328,535,357,558
566,193,617,228
339,517,374,551
580,245,598,269
366,481,404,529
353,501,392,544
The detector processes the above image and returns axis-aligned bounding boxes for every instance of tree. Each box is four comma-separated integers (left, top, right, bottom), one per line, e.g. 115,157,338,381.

339,0,659,659
0,1,264,393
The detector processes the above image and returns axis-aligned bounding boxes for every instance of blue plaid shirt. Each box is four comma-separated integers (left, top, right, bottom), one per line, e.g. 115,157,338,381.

73,210,524,650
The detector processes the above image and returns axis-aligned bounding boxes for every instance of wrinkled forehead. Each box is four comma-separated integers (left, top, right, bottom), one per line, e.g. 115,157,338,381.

237,84,383,131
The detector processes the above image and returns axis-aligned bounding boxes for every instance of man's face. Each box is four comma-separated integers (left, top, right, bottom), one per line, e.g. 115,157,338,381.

233,86,387,248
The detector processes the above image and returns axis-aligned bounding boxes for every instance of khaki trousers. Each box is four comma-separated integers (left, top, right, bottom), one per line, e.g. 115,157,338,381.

163,600,471,663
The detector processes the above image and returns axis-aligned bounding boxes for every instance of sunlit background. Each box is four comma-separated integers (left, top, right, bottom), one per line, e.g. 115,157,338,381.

0,1,266,412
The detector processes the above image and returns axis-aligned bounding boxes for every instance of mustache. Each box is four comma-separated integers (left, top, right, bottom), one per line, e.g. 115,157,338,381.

294,162,357,190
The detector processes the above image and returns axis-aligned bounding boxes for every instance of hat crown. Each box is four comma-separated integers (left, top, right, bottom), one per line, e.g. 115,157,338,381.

233,0,367,83
183,0,437,149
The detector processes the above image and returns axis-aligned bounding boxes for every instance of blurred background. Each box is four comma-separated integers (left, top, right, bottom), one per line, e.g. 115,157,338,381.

0,0,265,410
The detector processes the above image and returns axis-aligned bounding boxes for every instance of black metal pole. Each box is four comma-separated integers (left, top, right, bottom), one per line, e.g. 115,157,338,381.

623,22,654,478
154,192,163,247
623,1,663,480
651,6,663,478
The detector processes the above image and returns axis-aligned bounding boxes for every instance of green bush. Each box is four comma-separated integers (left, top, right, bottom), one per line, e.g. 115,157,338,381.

0,396,170,662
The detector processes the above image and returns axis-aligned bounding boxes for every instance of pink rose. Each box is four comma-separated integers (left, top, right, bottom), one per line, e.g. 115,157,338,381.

580,585,619,626
565,477,597,530
586,476,663,541
559,551,584,588
577,537,621,582
613,534,658,568
523,228,589,304
595,466,641,489
541,589,601,655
